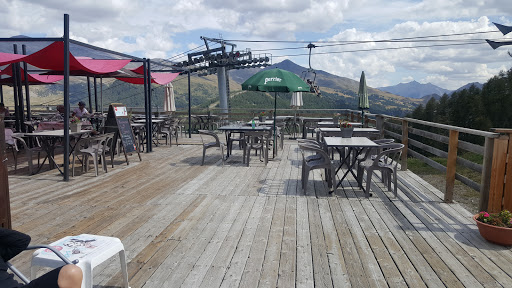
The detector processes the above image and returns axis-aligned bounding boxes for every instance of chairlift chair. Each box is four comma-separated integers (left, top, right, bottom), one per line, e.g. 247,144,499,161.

302,43,321,97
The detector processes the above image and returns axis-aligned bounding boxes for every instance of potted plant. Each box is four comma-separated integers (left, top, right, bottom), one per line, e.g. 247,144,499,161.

259,111,267,122
339,120,353,138
333,112,341,123
474,210,512,246
70,116,82,132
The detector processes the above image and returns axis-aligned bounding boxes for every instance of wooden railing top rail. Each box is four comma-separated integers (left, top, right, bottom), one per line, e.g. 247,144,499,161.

379,115,500,138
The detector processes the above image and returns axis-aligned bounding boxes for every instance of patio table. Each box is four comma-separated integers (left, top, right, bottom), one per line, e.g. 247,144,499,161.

300,117,332,139
316,127,379,141
218,125,272,157
317,121,363,128
24,129,91,175
324,136,379,192
134,119,164,146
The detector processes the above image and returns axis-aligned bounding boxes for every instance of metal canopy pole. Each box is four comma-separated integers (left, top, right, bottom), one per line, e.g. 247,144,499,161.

63,14,70,181
188,70,191,138
22,45,31,122
143,59,150,152
10,45,19,132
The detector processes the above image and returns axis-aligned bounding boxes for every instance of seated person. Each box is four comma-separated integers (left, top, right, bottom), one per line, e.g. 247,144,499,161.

72,101,89,118
0,103,10,117
50,105,66,121
0,227,83,288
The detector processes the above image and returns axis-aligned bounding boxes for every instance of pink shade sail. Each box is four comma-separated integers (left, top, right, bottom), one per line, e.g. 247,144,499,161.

0,52,28,66
0,64,63,84
23,42,131,75
116,72,179,85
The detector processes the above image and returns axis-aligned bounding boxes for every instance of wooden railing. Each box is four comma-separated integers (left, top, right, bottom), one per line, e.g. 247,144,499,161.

374,114,510,212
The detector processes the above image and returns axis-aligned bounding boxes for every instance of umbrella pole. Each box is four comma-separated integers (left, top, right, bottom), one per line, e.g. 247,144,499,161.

361,109,365,126
273,92,277,158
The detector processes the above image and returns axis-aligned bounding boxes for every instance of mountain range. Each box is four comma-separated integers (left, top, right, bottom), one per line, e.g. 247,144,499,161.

377,80,483,99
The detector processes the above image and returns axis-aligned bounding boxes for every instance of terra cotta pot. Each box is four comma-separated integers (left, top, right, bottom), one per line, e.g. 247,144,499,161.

473,214,512,246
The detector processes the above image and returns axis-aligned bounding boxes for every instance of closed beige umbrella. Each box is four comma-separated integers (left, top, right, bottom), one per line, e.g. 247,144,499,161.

164,83,176,112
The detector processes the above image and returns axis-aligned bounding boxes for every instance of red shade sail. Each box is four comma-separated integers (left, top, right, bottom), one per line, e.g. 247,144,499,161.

0,64,63,84
0,52,28,66
23,42,131,75
116,72,179,85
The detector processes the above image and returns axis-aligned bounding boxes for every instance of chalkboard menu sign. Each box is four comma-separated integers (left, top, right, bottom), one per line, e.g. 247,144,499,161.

116,117,136,153
105,104,141,163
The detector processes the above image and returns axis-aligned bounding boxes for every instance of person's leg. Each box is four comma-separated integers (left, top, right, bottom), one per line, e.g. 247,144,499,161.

22,266,62,288
22,264,82,288
57,264,82,288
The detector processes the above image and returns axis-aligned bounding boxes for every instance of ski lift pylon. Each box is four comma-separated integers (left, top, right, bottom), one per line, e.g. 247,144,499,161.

302,43,321,97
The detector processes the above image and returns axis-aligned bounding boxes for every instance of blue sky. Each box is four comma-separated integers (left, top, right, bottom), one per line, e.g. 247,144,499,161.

1,0,511,90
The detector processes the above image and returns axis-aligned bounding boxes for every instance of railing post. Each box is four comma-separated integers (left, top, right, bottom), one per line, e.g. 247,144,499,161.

401,119,408,171
445,129,459,203
479,136,494,211
376,115,384,138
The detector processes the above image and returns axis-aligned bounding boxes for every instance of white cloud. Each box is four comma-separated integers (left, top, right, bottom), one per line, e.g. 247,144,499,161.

0,0,511,90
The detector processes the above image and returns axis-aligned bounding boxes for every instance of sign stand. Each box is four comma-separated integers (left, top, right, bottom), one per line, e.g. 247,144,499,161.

105,104,141,164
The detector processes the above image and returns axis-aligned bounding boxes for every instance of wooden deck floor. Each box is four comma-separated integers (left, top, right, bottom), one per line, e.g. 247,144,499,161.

6,136,512,287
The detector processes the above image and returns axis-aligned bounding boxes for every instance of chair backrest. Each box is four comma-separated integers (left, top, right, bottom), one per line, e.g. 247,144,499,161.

244,130,270,147
4,128,15,145
198,130,221,146
373,143,404,167
298,143,331,165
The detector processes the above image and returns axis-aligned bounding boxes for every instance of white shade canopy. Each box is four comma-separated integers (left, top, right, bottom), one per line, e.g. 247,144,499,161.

290,91,303,108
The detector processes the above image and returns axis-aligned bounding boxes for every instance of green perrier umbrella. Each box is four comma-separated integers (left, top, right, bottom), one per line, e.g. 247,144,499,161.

242,68,310,155
358,71,369,126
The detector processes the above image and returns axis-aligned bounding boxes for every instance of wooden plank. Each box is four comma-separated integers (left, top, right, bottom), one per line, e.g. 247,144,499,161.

238,196,276,287
306,197,333,288
317,198,350,287
340,199,388,287
180,196,246,287
424,202,512,287
259,196,286,287
373,202,445,287
277,196,297,288
488,135,508,212
219,196,267,287
360,200,425,287
351,200,407,287
393,201,478,287
328,198,368,287
199,196,258,288
504,136,512,211
295,197,314,288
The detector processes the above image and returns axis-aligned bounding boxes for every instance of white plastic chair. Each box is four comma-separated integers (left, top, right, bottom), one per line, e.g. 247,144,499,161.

73,133,113,176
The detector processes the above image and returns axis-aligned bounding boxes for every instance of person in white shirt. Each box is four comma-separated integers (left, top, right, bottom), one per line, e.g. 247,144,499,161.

72,101,89,118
